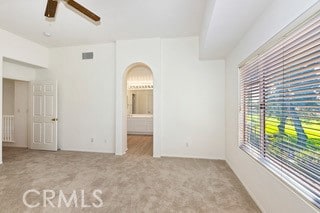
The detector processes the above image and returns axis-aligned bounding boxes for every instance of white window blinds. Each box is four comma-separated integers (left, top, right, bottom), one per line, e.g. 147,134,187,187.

240,15,320,208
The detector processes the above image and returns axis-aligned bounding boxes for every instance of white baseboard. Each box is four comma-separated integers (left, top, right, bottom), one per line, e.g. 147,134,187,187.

115,148,127,156
161,153,224,160
3,145,223,161
3,144,28,148
60,148,115,154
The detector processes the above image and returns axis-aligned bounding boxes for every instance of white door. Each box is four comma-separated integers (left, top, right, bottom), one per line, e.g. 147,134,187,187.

29,81,58,151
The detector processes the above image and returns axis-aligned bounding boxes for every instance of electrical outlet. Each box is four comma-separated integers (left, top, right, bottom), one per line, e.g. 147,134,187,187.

90,138,94,143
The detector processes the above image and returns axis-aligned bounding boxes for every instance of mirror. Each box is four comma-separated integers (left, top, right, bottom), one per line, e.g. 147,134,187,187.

126,64,153,116
127,90,153,115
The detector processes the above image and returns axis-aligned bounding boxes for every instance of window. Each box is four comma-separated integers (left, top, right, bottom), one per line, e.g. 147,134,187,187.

239,14,320,208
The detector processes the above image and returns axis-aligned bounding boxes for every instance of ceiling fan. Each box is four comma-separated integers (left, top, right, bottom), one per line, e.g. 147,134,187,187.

44,0,101,22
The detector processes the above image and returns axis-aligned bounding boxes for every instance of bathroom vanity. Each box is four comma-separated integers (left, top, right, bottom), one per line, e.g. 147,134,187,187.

127,114,153,135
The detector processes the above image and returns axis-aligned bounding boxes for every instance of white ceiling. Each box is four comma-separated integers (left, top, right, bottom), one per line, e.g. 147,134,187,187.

0,0,206,47
200,0,272,59
0,0,274,59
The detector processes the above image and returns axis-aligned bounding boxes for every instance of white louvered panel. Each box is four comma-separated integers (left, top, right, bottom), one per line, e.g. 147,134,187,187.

3,115,14,143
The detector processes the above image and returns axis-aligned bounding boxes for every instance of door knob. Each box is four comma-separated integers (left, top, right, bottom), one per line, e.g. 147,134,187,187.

51,118,58,121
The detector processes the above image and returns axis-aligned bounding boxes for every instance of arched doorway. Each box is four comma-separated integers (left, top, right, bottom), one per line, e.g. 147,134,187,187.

115,62,160,157
125,64,153,156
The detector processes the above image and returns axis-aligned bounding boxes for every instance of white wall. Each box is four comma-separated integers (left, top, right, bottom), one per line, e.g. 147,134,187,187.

3,60,36,81
0,29,48,68
12,81,28,148
161,37,225,159
48,44,116,153
46,37,225,159
225,0,319,212
115,37,225,159
2,79,14,115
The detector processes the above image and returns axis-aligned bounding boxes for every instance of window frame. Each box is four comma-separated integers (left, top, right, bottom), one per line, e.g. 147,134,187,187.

238,10,320,209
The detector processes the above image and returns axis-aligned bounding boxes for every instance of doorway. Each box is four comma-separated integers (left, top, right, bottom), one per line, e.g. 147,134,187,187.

126,64,153,156
2,78,29,148
1,58,59,164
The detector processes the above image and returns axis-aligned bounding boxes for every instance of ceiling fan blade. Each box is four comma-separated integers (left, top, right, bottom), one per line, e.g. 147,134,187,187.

44,0,58,18
67,0,101,22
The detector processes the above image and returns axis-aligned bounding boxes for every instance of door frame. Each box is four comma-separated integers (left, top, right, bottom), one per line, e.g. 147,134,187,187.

0,77,32,165
115,62,161,157
0,56,56,165
2,78,30,149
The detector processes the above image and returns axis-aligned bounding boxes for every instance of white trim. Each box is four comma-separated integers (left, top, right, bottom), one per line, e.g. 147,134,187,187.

0,57,3,165
162,154,224,160
60,148,114,154
237,68,242,147
3,143,27,148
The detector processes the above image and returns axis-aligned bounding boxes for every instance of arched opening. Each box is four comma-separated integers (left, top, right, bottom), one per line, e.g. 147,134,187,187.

123,63,153,156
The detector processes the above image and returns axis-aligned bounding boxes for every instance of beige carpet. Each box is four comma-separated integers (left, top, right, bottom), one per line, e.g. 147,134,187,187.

0,147,260,212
